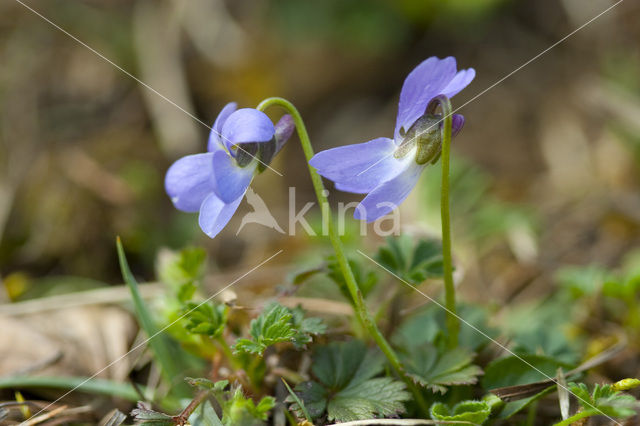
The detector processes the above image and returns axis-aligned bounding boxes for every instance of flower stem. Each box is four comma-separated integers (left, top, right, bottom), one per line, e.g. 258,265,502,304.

553,409,594,426
432,94,459,348
257,97,429,414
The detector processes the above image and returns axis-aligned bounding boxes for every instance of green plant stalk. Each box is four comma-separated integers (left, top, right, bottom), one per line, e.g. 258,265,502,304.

553,409,595,426
216,335,237,366
433,94,460,348
257,97,429,414
525,401,538,426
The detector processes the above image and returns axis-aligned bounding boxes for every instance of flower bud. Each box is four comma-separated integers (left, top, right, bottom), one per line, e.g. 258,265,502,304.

612,378,640,392
256,114,295,173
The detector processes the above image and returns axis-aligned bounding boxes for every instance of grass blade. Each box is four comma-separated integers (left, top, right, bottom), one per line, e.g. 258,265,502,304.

116,237,192,397
281,378,312,423
0,376,144,402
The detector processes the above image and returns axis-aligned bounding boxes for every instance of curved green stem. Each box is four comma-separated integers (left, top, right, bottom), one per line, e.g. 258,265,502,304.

257,97,429,414
432,94,459,348
553,409,594,426
216,335,237,367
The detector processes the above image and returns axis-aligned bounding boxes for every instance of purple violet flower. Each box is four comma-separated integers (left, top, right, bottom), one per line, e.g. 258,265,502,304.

165,102,294,238
309,56,475,222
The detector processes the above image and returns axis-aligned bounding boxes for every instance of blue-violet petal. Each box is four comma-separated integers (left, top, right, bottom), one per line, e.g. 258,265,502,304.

354,161,424,222
208,102,238,152
198,193,243,238
221,108,275,154
395,57,457,141
165,153,216,213
310,138,409,194
212,150,255,203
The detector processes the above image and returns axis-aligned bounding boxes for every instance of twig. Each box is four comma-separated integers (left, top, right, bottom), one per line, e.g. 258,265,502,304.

21,405,67,426
172,390,209,425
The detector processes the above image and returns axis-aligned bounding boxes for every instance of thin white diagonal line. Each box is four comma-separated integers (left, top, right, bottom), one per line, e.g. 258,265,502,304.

356,0,624,177
13,0,283,177
24,250,283,423
357,249,623,426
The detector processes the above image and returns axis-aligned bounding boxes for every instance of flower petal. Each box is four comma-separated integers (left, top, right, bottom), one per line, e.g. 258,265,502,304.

441,68,475,99
221,108,275,153
354,161,424,222
451,114,465,137
165,153,215,212
310,138,407,194
212,150,255,203
198,193,243,238
208,102,237,152
395,57,457,141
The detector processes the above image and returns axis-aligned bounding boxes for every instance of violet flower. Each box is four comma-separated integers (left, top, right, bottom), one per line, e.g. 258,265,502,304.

165,102,294,238
309,56,475,222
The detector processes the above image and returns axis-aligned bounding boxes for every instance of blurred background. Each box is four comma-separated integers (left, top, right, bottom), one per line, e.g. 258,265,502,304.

0,0,639,305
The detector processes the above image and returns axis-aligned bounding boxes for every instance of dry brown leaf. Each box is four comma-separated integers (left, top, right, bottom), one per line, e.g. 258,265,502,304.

0,306,137,381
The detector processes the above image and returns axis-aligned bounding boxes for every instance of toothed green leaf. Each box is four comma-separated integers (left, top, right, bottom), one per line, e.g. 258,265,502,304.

568,382,640,419
182,302,228,338
402,343,482,394
431,400,491,425
327,377,409,422
288,341,409,422
233,303,325,355
375,235,444,285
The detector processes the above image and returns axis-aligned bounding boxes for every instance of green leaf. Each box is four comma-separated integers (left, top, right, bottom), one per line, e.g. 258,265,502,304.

158,247,207,302
394,304,496,352
556,265,610,298
234,304,294,355
189,401,223,426
290,305,327,348
117,238,192,397
233,303,325,355
221,388,275,426
186,377,229,393
483,354,573,390
401,343,482,394
483,354,573,419
327,255,378,300
183,302,228,338
131,402,174,425
287,380,328,420
569,382,639,419
282,379,313,423
375,235,443,285
431,400,491,425
502,298,581,364
290,267,323,286
313,340,384,389
327,377,409,422
289,341,409,422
